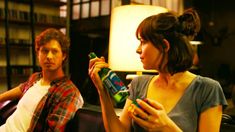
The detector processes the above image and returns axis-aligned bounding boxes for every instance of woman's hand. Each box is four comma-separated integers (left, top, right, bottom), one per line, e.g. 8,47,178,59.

128,98,181,132
88,56,109,93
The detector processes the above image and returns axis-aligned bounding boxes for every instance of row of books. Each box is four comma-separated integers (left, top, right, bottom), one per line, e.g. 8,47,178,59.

0,8,66,25
0,38,31,45
11,67,33,76
0,67,32,77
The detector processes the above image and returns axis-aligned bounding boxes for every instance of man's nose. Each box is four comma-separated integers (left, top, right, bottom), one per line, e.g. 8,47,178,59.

47,51,53,58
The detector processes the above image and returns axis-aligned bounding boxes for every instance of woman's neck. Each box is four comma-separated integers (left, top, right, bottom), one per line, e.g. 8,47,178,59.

155,71,195,88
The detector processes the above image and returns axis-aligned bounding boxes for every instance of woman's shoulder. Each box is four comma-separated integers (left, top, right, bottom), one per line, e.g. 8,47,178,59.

132,75,155,83
191,75,228,111
129,75,155,91
194,75,221,87
129,75,155,100
189,75,223,96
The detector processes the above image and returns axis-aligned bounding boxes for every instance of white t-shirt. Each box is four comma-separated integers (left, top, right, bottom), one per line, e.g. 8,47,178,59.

0,79,50,132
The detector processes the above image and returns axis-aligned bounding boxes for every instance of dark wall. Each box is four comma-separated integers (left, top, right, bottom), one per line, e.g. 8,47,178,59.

192,0,235,98
69,30,109,105
190,0,235,75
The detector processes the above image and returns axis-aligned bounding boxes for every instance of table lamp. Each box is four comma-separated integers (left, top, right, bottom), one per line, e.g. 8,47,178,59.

108,5,168,79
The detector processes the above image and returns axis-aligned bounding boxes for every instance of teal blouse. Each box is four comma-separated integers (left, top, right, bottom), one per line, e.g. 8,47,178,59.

128,75,227,132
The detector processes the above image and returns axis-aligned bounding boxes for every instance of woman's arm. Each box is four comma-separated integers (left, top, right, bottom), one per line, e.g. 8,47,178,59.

198,105,223,132
89,57,132,132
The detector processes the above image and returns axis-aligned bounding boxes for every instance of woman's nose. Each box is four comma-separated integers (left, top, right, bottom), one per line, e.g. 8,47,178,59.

136,44,141,54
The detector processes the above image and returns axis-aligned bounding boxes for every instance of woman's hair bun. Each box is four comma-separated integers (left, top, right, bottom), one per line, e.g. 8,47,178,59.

177,8,201,40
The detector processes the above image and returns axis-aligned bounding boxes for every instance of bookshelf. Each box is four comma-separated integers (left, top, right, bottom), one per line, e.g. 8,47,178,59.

0,0,67,92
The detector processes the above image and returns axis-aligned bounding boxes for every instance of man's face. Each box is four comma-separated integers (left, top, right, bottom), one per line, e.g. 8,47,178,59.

38,39,65,72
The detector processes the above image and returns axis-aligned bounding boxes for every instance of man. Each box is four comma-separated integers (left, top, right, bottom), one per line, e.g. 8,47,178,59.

0,28,83,131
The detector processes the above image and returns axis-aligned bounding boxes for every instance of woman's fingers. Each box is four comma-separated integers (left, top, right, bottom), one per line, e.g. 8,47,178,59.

100,56,105,61
88,57,108,75
136,98,164,116
129,98,173,131
128,104,149,120
88,56,109,92
128,104,160,131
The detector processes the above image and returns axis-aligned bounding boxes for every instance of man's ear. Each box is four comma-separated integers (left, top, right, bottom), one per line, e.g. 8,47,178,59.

162,39,170,52
63,54,67,61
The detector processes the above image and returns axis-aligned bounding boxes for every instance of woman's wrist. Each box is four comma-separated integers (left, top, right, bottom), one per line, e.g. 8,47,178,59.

164,119,182,132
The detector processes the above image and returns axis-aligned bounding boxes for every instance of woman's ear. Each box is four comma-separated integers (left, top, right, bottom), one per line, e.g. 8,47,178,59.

162,39,170,52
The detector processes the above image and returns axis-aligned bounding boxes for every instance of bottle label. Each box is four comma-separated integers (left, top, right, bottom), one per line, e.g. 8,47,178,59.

102,70,127,95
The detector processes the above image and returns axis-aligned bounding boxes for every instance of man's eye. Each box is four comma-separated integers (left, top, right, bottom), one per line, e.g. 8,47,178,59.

41,49,48,53
52,50,58,54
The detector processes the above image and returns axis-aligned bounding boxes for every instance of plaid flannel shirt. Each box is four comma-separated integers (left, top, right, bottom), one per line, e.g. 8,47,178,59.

19,72,83,132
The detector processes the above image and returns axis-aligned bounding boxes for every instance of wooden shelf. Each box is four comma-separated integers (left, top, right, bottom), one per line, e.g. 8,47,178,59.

0,17,66,28
10,65,34,77
0,43,32,49
0,0,66,89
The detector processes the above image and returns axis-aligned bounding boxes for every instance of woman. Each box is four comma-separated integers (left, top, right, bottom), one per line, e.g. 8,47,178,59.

89,8,227,132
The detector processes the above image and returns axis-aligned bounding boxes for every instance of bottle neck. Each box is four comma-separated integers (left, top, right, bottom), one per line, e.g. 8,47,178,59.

99,68,110,77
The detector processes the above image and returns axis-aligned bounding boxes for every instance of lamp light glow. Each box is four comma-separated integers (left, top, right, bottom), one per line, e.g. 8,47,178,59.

190,41,203,45
108,5,168,72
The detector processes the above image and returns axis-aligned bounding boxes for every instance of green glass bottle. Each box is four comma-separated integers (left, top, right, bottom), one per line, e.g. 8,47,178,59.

89,52,129,103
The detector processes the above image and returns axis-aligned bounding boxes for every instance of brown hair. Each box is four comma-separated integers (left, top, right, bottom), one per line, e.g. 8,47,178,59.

35,28,70,62
136,8,201,75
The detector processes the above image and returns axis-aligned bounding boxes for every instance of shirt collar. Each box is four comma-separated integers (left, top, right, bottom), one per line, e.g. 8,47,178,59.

37,72,68,86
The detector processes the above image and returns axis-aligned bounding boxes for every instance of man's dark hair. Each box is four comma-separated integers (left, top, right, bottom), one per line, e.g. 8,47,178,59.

35,28,70,62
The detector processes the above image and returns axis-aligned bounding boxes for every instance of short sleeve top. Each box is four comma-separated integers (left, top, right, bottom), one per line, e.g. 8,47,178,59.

128,75,228,132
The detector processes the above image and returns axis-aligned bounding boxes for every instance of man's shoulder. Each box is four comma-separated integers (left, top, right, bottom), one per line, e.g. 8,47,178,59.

55,79,79,92
29,72,41,80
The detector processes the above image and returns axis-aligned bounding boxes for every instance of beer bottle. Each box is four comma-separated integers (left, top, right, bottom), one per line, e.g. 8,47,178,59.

89,52,129,103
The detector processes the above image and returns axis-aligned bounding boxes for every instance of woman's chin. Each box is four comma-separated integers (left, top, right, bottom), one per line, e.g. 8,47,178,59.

143,66,151,70
143,66,157,71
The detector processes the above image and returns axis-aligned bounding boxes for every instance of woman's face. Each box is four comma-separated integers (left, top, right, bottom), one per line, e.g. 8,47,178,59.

136,36,164,70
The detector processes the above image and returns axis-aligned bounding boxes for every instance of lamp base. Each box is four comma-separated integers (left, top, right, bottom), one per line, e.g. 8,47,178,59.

126,71,143,80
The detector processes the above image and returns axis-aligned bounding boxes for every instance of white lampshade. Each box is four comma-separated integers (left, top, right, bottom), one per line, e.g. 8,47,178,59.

108,5,168,72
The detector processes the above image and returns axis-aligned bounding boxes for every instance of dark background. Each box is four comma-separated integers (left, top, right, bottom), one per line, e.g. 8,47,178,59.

69,0,235,105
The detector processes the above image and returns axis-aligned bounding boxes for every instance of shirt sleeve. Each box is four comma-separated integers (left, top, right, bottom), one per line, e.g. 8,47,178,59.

46,87,84,131
128,75,153,102
199,77,228,113
19,72,41,95
128,76,138,102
